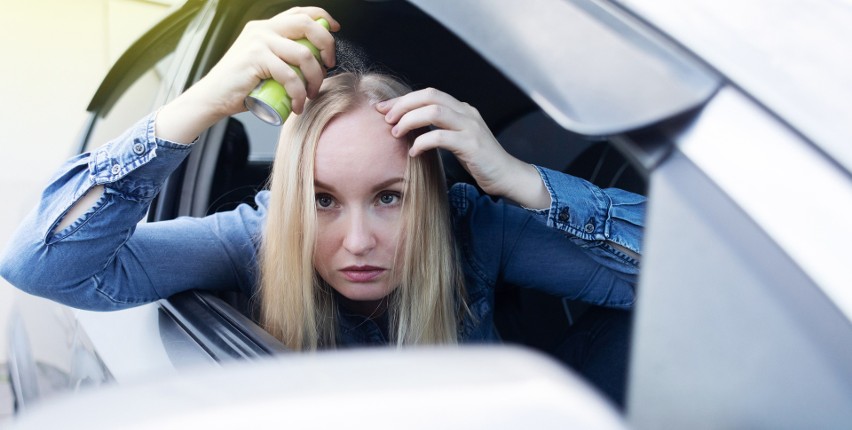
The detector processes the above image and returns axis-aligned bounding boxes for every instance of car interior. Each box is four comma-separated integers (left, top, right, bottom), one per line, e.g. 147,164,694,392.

190,0,647,379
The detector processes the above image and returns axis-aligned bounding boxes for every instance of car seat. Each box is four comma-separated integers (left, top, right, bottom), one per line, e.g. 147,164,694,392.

454,110,646,357
207,117,271,215
205,117,269,321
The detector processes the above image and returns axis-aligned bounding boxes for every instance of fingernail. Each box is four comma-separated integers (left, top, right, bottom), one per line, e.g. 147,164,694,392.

391,126,399,136
377,101,386,110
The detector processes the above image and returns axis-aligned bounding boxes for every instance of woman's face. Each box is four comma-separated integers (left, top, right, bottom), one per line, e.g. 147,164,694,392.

312,104,409,304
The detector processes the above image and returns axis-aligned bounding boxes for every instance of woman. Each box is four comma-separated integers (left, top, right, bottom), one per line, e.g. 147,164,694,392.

260,72,465,349
0,6,643,400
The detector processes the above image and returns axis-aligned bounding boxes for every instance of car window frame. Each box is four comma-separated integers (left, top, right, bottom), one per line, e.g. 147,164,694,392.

71,0,287,366
407,0,720,138
85,0,203,120
149,0,290,360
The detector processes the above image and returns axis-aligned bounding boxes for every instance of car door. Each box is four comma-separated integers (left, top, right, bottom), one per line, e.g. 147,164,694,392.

408,0,852,428
78,0,289,372
5,0,286,414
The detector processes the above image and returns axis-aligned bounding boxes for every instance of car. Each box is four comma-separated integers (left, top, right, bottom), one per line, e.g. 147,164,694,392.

5,0,852,428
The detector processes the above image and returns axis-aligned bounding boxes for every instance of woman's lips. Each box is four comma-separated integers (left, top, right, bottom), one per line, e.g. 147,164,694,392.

340,266,386,282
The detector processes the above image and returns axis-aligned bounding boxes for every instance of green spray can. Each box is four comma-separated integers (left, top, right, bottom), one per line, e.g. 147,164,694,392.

244,18,330,125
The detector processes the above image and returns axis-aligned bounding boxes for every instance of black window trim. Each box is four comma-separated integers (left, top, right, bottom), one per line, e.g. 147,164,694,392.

86,0,207,117
159,291,289,362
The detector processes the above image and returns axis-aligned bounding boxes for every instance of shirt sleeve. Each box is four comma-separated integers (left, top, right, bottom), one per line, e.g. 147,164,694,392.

530,165,645,275
0,112,264,310
450,167,645,308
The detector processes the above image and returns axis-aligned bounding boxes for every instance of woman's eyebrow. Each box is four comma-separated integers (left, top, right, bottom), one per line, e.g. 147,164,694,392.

371,177,404,192
314,179,335,192
313,177,404,193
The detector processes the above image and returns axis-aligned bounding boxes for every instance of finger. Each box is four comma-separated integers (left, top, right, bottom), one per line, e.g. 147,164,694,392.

266,36,325,99
409,129,459,158
264,52,308,114
295,47,325,100
391,104,469,138
301,18,336,69
375,97,399,115
281,7,341,31
268,10,337,68
383,88,463,123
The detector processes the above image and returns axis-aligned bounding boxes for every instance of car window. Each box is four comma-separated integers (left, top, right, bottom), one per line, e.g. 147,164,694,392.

85,53,175,152
232,111,280,163
82,0,204,153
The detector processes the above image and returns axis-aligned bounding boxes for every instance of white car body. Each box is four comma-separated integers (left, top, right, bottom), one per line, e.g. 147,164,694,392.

5,0,851,428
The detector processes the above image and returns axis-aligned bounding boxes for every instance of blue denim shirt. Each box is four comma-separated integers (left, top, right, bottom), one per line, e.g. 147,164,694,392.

0,113,645,346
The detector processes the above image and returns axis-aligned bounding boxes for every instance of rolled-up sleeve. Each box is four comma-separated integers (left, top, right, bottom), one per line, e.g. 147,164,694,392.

529,166,645,275
450,179,638,309
89,112,191,199
29,112,192,245
0,112,260,310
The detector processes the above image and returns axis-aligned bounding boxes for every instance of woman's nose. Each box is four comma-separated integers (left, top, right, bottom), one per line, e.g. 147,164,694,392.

342,211,376,256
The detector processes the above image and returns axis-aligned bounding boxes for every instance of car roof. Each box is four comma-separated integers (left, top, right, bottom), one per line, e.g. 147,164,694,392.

620,0,852,175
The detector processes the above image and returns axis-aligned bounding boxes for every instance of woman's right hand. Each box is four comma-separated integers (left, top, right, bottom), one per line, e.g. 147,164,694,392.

156,7,339,144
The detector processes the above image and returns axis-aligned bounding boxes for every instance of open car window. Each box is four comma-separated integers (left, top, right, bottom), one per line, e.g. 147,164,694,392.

84,53,176,152
83,0,203,152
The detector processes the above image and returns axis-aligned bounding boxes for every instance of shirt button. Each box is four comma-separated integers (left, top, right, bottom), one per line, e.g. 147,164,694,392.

111,164,121,175
584,222,595,234
132,143,146,155
558,208,570,222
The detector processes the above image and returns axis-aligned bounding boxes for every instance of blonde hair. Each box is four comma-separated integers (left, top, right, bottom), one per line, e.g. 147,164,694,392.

259,72,464,350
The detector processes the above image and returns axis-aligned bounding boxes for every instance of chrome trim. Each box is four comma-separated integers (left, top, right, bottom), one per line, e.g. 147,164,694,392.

159,291,288,362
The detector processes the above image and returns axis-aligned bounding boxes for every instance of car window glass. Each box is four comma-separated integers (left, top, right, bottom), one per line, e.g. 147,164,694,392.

85,53,175,152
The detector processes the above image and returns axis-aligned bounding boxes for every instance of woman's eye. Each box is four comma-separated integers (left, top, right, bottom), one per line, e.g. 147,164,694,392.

377,192,401,206
315,194,335,209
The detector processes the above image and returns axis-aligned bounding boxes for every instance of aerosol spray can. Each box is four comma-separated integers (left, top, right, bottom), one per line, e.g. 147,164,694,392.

244,18,331,125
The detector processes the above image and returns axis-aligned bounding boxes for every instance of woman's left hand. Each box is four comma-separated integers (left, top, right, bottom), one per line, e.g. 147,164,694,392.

376,88,550,209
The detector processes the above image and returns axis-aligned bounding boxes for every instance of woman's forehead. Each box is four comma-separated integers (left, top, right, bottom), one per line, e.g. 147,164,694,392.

314,106,409,188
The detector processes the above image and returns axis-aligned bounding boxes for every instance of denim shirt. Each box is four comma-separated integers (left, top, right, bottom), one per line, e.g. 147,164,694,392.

0,113,645,347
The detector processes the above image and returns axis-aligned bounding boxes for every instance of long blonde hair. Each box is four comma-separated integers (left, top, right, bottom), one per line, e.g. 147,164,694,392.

259,72,464,350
